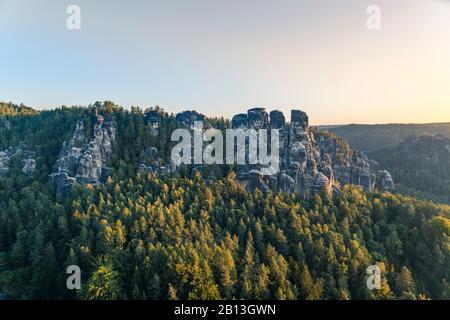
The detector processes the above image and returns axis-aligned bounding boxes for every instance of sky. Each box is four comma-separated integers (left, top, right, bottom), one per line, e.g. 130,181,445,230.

1,0,450,125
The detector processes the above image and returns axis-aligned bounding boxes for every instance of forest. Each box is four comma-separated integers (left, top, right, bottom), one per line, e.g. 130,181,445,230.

323,123,450,153
0,103,449,300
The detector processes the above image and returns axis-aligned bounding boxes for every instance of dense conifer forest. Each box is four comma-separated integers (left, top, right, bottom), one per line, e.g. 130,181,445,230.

0,104,449,300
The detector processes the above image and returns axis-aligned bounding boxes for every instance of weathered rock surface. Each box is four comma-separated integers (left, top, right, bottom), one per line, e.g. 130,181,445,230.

139,107,395,197
229,108,395,195
231,114,248,129
146,111,161,136
376,170,395,191
269,110,285,129
0,146,36,176
0,149,12,175
247,107,269,130
50,114,116,194
138,147,173,175
21,150,36,175
176,111,205,128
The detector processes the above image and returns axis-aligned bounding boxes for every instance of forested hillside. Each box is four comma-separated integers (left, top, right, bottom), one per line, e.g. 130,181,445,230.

321,123,450,205
0,170,449,300
322,123,450,152
370,135,450,204
0,103,449,300
0,102,38,117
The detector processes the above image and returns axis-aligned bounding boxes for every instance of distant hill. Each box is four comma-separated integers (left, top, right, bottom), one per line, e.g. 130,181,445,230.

319,123,450,152
0,102,38,116
370,135,450,204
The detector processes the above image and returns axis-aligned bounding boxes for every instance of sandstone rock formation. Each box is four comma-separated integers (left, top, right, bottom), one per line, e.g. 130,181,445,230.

138,146,173,176
230,108,395,195
156,107,394,196
21,150,36,176
58,106,393,197
0,146,36,176
376,170,395,191
146,111,161,136
50,114,116,194
139,107,395,196
175,111,205,128
0,148,12,176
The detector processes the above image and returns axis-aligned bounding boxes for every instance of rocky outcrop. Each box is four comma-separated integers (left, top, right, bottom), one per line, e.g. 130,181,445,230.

138,147,173,175
139,107,395,197
231,114,248,129
176,111,205,128
21,150,36,175
376,170,395,191
50,114,116,194
229,108,395,195
49,120,85,193
0,149,11,176
269,110,285,129
146,111,161,136
291,110,309,129
0,146,36,176
247,107,269,130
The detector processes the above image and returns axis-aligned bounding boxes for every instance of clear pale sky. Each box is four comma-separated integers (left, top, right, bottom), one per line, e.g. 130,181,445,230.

1,0,449,124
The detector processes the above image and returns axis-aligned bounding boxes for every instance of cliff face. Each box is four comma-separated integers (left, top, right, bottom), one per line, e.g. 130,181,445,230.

229,108,394,195
50,114,116,194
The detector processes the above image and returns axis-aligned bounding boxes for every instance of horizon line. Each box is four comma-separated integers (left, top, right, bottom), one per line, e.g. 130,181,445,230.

2,99,450,127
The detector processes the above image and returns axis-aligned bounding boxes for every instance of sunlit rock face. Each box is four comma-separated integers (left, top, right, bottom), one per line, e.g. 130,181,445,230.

50,114,116,195
164,107,395,196
76,115,116,184
230,107,395,196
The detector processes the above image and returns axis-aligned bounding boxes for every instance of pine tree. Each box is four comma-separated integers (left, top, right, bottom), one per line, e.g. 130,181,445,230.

83,257,123,300
395,266,416,297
